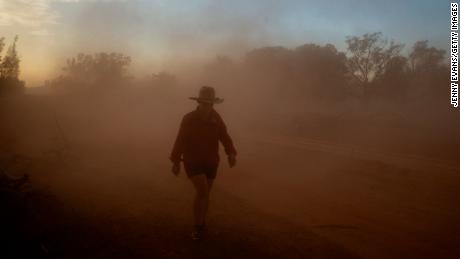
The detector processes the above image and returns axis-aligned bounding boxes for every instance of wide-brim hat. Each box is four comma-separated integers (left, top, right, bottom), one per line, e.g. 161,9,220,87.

189,86,224,104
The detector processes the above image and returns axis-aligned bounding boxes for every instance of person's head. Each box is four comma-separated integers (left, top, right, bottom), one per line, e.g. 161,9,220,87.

189,86,224,108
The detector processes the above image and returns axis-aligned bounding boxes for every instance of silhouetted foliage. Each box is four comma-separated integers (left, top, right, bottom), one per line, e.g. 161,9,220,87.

373,56,410,103
364,39,448,108
409,40,446,74
0,37,5,60
1,36,20,79
0,36,24,94
346,32,404,99
292,43,348,100
52,52,131,91
240,44,350,104
40,32,448,115
407,41,449,104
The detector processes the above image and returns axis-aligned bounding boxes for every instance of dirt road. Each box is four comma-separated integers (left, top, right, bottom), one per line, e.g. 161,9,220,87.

218,134,460,258
5,131,459,258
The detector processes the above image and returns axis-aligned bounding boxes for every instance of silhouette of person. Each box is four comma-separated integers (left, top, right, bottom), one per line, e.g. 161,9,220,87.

170,86,237,240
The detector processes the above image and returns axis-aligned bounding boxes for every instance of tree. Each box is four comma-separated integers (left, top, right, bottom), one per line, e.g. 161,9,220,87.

0,37,5,62
374,55,410,102
346,32,404,91
0,36,24,94
293,43,348,100
407,41,448,103
409,40,446,74
241,44,351,104
0,36,20,80
59,52,131,89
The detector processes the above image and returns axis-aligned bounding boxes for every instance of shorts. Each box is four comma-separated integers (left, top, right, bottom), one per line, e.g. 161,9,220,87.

184,163,218,179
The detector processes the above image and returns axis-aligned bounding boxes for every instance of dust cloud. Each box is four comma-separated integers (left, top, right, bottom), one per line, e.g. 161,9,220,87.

1,2,459,258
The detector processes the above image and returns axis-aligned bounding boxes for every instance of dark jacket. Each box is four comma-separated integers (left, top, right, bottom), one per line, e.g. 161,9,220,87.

170,108,237,166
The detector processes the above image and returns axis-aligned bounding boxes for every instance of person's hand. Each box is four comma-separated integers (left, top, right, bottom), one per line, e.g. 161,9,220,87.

228,154,236,168
172,162,180,176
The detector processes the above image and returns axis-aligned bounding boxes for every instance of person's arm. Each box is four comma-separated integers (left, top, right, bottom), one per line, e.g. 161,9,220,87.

216,114,237,167
170,116,188,164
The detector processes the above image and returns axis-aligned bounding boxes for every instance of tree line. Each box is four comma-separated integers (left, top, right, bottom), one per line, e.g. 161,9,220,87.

203,32,447,109
4,32,448,111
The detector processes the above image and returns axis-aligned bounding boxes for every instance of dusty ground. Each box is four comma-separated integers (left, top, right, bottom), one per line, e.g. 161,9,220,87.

1,95,459,258
3,133,456,258
2,141,357,258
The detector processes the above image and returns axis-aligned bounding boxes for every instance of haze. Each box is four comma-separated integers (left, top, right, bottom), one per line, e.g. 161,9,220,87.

1,1,459,258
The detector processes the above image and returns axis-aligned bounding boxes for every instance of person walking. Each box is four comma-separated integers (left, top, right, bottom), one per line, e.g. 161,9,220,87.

170,86,237,240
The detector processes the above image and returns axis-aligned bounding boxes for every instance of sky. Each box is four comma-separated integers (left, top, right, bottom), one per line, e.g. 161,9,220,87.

0,0,451,86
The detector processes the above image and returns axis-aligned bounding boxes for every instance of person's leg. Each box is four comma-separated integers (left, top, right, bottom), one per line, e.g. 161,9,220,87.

201,164,218,227
202,178,214,226
190,174,209,226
